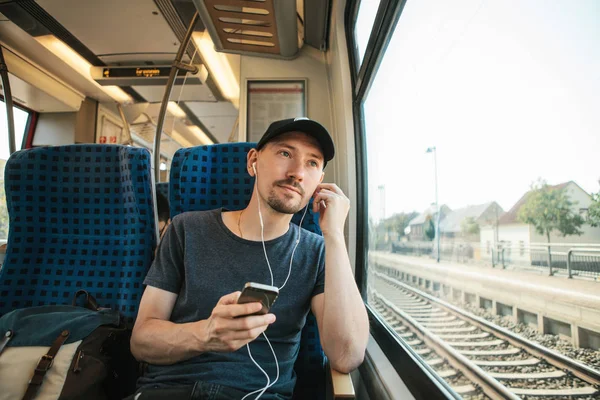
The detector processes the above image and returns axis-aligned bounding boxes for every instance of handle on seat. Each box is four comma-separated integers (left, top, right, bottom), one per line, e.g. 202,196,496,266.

72,290,99,311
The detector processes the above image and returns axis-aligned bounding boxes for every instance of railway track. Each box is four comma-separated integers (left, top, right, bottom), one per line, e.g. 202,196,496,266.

370,270,600,399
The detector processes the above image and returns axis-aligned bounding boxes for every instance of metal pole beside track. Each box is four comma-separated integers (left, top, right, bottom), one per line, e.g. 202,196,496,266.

548,244,553,276
426,146,440,262
153,11,200,182
0,47,16,155
434,149,440,263
567,249,573,279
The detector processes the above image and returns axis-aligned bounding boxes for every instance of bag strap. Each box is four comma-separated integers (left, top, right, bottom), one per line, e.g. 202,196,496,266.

72,289,99,311
22,330,70,400
0,330,13,356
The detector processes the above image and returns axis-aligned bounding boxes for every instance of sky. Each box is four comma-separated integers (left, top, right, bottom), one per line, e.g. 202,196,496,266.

0,103,29,161
2,1,599,220
356,0,600,220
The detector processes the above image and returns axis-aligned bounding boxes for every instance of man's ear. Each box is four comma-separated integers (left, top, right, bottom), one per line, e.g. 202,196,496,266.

247,149,258,177
319,172,325,183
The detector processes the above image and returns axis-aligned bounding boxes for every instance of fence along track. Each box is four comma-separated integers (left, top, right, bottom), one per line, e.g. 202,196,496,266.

371,270,600,399
389,242,600,278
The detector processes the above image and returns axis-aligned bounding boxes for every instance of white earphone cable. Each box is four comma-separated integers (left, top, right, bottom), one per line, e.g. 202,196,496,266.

246,164,308,399
256,187,274,286
241,332,280,400
279,204,308,291
241,334,270,400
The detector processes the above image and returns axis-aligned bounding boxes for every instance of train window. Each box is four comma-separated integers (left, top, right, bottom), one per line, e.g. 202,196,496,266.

354,0,382,67
1,100,30,242
355,0,600,397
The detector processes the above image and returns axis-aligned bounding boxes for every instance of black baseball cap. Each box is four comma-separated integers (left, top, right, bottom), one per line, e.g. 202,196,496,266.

256,117,335,165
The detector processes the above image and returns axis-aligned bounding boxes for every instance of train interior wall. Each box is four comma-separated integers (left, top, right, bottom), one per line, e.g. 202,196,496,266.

0,0,420,397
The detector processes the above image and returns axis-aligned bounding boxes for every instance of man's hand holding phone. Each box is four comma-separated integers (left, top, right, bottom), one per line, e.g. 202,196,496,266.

202,291,276,353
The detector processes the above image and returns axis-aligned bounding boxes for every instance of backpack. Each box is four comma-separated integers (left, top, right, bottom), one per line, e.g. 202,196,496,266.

0,291,137,400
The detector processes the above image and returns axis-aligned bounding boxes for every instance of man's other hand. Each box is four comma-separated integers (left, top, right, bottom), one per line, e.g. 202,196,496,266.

202,291,276,352
312,183,350,237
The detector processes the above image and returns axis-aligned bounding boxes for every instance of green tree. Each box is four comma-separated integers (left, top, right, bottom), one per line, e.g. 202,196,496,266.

383,212,418,239
461,216,480,236
424,217,435,241
0,182,8,240
589,192,600,228
518,179,584,268
373,212,418,250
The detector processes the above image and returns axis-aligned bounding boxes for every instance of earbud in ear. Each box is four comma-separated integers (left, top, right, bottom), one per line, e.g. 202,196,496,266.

252,162,257,175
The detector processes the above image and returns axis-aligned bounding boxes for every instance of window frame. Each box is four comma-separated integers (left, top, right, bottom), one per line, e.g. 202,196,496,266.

1,97,34,244
345,0,460,398
0,96,36,151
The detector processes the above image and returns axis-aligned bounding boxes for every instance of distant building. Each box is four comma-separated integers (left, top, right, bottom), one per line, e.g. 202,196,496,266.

408,204,451,241
439,202,504,240
480,181,600,264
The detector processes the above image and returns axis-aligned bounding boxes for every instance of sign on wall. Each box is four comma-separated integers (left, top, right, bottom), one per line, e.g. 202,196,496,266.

246,79,307,143
96,116,122,144
95,106,124,145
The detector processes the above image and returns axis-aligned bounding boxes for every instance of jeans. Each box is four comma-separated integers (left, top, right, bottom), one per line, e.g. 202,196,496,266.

124,381,251,400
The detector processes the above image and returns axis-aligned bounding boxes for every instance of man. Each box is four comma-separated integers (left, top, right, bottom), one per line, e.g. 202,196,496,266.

130,118,369,399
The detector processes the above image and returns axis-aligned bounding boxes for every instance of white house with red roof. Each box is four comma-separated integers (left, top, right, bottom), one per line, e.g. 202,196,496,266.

480,181,600,265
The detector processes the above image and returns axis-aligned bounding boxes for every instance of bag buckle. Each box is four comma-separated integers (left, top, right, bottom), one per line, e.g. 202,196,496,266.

35,354,54,372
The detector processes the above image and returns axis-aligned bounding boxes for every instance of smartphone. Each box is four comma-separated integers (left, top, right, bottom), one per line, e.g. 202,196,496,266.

237,282,279,316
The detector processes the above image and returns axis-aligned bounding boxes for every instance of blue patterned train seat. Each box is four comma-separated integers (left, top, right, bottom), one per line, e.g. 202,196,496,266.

169,143,326,398
0,145,157,323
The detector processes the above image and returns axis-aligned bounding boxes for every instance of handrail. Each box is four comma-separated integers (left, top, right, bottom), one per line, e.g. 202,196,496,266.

150,11,199,244
153,11,200,182
530,242,600,247
116,103,132,146
566,248,600,279
390,240,600,279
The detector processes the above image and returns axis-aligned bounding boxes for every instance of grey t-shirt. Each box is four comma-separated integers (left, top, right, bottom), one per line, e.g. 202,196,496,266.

138,208,325,399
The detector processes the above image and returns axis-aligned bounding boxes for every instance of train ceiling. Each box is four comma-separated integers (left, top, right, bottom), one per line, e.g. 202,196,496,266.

0,0,331,145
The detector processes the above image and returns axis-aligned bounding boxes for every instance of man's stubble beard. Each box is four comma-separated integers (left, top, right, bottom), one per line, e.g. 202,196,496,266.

266,190,304,214
263,178,307,214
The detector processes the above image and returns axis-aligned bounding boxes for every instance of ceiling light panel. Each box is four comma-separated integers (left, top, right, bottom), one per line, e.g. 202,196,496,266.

192,31,239,104
36,0,181,57
35,35,132,104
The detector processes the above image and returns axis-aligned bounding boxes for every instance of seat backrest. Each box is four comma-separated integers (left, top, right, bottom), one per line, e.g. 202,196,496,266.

169,143,254,217
169,143,326,396
169,143,322,233
0,145,157,323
